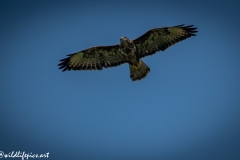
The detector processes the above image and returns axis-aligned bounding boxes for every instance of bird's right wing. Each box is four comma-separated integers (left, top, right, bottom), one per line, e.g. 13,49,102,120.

58,45,128,71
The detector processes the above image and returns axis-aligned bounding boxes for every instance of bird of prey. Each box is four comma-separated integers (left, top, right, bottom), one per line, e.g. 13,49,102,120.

58,24,198,81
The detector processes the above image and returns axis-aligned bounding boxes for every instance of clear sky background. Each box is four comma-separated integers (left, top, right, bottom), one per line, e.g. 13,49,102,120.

1,0,240,160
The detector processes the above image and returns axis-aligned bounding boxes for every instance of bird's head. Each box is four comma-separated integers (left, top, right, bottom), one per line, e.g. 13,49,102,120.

120,36,134,48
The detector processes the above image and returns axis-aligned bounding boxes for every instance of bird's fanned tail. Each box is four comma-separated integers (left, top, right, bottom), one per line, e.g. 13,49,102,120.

129,59,150,81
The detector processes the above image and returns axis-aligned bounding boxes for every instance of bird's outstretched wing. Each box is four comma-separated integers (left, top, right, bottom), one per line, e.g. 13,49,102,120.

133,24,198,58
58,45,128,71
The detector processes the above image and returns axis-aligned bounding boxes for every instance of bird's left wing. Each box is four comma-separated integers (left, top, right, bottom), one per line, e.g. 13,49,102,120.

58,45,128,71
133,24,198,58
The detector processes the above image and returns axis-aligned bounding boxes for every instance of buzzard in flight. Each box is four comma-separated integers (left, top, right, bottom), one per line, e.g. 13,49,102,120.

58,24,198,81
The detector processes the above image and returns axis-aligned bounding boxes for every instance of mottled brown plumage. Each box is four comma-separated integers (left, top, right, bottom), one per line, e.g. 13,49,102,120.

58,24,198,81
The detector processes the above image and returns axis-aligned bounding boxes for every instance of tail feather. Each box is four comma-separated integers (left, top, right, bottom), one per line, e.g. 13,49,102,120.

129,59,150,81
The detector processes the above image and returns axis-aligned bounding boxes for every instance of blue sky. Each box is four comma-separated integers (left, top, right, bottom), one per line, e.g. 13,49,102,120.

1,0,240,160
